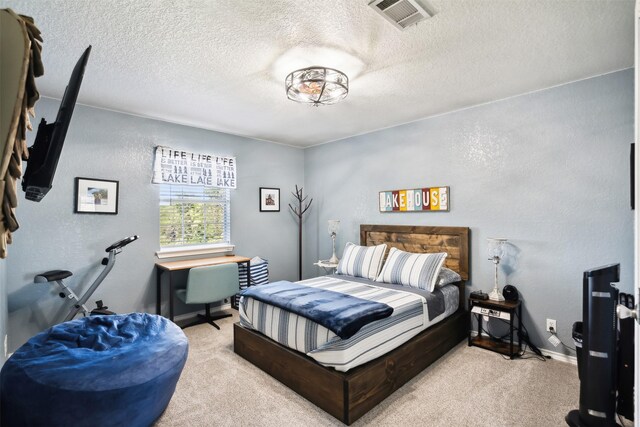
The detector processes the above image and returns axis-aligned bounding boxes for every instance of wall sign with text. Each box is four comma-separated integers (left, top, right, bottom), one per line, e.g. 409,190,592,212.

379,187,449,212
152,146,236,189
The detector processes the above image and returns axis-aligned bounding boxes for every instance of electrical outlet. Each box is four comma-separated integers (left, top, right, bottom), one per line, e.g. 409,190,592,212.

546,318,557,333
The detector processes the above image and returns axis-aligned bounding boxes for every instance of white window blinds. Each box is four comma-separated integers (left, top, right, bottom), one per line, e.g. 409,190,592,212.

159,184,230,248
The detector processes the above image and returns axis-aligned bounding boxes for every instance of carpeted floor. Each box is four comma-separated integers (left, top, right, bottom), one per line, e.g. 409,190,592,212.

155,313,579,427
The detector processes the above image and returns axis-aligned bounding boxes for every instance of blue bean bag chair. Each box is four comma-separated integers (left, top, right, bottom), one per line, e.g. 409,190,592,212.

1,313,188,427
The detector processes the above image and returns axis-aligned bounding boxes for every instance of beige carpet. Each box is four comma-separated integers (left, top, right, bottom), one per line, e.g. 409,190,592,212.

155,313,579,427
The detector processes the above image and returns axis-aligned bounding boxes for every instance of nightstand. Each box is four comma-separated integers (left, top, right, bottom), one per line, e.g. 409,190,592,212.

468,297,522,359
314,260,339,274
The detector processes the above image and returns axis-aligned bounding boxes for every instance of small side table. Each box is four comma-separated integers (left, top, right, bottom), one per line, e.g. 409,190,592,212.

468,297,522,359
314,260,339,274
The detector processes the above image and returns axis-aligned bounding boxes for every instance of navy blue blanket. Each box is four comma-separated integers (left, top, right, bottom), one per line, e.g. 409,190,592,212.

241,281,394,339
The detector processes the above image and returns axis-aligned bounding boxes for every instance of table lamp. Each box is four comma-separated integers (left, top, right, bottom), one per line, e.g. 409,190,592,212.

487,238,507,301
328,220,340,264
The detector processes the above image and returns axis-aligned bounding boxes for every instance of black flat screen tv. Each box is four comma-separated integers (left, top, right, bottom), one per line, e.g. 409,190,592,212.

22,45,91,202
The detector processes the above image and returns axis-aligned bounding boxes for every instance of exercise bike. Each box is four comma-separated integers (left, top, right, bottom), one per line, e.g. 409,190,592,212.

34,235,139,322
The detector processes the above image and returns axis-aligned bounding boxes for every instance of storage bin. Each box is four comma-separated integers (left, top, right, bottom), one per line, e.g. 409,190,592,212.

234,256,269,308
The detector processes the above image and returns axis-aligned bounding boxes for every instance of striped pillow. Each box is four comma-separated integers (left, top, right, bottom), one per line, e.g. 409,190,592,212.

376,248,447,292
336,242,387,280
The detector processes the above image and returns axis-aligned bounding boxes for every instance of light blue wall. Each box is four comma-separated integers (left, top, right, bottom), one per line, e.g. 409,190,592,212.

7,99,304,351
304,69,634,353
7,70,634,355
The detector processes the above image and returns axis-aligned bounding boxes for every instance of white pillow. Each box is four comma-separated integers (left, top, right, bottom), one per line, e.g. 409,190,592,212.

376,247,447,292
336,242,387,281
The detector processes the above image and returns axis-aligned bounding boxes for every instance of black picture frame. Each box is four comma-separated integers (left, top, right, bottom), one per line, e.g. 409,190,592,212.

259,187,280,212
74,177,119,214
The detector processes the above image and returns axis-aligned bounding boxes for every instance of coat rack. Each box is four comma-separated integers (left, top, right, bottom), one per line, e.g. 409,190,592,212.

288,185,312,281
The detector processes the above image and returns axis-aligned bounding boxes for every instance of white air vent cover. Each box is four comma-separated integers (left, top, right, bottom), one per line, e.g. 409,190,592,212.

368,0,432,31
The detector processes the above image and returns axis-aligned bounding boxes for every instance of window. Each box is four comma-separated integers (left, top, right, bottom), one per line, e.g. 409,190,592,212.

159,185,230,251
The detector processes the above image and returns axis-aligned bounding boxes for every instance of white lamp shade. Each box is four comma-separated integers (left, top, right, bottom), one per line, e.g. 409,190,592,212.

487,238,507,260
328,220,340,235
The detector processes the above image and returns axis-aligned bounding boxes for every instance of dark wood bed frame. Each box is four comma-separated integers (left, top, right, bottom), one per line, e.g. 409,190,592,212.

233,224,470,425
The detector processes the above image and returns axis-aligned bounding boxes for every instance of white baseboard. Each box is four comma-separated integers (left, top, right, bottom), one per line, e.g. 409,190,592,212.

469,330,577,365
540,348,577,365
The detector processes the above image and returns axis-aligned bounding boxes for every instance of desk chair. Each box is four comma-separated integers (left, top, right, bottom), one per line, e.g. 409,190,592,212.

175,263,239,329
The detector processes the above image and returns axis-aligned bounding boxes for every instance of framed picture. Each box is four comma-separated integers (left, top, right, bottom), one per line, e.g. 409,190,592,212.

259,187,280,212
75,177,119,214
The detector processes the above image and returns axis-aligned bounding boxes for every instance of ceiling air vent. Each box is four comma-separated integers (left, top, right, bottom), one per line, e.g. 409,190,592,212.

368,0,432,31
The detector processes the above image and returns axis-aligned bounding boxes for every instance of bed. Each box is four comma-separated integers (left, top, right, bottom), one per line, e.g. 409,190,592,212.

233,224,469,425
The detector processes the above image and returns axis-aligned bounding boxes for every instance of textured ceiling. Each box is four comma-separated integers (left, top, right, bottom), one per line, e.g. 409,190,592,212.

5,0,635,147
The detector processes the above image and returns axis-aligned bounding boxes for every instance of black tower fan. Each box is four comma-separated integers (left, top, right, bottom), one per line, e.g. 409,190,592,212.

566,264,620,427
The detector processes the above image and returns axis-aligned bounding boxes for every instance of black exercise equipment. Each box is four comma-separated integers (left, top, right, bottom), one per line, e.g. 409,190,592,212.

34,235,139,322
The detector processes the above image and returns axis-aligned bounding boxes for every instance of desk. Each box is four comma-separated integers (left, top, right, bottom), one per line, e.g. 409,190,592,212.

156,255,250,321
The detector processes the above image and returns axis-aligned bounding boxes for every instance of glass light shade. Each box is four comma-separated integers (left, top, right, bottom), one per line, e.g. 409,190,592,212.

328,220,340,235
285,66,348,106
487,238,507,261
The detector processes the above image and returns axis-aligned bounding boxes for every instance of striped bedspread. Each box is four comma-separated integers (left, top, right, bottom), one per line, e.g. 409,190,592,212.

239,275,459,372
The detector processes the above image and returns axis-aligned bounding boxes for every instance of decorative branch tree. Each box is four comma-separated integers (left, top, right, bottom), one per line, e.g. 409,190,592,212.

289,185,313,280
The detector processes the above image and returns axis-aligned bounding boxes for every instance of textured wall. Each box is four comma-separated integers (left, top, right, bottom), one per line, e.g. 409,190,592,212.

303,70,634,354
6,70,634,355
7,100,303,350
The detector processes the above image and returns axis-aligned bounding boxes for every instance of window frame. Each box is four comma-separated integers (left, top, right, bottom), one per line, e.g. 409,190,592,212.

156,184,233,259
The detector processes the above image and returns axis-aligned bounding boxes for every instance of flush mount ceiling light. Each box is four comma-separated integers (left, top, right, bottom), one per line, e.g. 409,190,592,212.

285,66,348,106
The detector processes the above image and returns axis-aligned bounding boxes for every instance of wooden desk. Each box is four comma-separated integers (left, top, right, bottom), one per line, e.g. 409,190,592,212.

156,255,251,321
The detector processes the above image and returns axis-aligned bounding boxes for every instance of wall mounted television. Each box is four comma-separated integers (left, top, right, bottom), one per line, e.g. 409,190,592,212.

22,45,91,202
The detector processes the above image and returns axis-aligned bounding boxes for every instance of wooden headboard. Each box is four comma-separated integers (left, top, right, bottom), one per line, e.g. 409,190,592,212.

360,224,470,281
